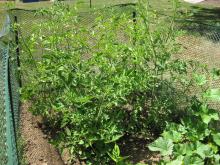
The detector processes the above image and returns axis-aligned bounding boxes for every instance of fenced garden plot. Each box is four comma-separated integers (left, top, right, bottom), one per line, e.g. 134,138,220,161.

1,0,220,164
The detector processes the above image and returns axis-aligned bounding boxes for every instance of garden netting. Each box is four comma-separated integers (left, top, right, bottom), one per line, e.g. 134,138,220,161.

0,12,20,165
9,4,220,91
0,1,220,164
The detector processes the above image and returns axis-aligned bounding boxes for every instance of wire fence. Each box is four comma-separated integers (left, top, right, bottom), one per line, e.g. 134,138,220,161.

0,12,20,165
0,3,136,165
0,1,220,164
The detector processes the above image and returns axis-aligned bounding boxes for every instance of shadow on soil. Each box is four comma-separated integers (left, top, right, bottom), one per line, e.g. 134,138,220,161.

179,5,220,43
119,135,160,164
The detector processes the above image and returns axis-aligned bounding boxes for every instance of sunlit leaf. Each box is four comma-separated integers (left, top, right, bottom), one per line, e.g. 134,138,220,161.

194,74,207,86
204,89,220,101
167,156,184,165
195,142,213,159
148,137,174,156
162,130,182,143
183,155,203,165
212,133,220,146
174,143,195,156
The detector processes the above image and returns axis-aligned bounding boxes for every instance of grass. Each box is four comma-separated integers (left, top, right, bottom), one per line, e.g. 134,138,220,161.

0,0,136,10
0,0,219,24
0,1,219,68
0,0,136,29
0,0,219,20
1,0,219,66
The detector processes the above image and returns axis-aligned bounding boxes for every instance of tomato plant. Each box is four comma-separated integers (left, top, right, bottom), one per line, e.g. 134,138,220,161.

21,0,220,164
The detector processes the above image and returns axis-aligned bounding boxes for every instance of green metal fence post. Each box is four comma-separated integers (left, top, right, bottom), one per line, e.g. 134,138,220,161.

4,45,18,165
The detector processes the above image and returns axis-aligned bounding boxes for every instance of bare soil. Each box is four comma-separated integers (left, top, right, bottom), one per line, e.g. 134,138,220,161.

20,103,159,165
20,103,64,165
202,0,220,6
120,136,160,164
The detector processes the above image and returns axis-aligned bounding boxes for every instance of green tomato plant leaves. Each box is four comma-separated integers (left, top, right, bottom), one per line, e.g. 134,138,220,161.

20,0,220,164
204,89,220,101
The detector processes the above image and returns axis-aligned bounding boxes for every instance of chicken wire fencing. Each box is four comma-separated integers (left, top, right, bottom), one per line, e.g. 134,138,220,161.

0,4,135,165
9,4,136,86
9,4,220,85
0,2,220,165
0,13,20,165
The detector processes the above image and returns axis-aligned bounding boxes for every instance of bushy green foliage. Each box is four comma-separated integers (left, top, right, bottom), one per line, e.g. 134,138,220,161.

108,144,130,165
148,73,220,164
21,0,220,164
108,144,147,165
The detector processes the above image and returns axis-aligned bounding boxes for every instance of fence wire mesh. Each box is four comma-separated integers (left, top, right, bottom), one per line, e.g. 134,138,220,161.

0,12,19,165
0,42,8,165
0,1,220,164
9,4,220,84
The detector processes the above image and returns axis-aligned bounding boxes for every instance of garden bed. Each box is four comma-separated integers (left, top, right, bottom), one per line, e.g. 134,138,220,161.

20,103,64,165
18,1,220,164
202,0,220,6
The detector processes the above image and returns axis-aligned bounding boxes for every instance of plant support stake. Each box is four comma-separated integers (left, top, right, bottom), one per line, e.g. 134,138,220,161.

14,16,22,87
133,11,137,45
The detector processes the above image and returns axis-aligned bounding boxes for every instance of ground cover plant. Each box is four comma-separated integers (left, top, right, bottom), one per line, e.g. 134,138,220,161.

21,0,220,164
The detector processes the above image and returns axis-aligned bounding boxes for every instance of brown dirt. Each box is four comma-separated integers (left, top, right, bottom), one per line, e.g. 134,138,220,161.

20,102,159,165
202,0,220,6
120,136,160,164
20,103,64,165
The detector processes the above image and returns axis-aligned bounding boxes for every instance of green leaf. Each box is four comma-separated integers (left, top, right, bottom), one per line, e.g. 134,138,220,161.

209,143,218,153
182,117,208,141
65,127,71,136
194,74,207,86
211,68,220,80
108,144,129,164
79,140,84,145
105,134,123,143
183,155,203,165
199,104,209,113
167,156,184,165
113,144,120,157
174,143,195,156
200,109,219,124
162,130,182,143
108,144,121,162
195,142,213,159
148,137,174,156
196,105,219,124
214,155,220,165
201,113,218,124
165,122,187,135
204,89,220,101
212,133,220,146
